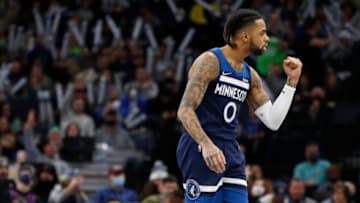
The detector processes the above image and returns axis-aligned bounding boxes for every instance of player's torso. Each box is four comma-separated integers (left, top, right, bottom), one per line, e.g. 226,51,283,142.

194,47,252,141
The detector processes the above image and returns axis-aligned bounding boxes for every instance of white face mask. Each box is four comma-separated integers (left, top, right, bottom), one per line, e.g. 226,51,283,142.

251,185,265,197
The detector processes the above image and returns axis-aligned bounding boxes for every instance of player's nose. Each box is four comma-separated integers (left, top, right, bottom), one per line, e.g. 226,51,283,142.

264,34,269,43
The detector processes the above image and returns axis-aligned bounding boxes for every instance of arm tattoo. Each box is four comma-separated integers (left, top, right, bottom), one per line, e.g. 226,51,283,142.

178,52,219,146
247,68,270,110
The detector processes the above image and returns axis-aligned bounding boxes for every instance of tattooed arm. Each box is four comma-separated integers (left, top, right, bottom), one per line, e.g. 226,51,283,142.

177,52,226,173
247,57,302,130
246,68,271,110
177,52,219,146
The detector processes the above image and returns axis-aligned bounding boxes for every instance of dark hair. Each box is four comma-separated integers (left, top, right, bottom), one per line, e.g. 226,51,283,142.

223,9,262,48
64,122,81,137
331,182,349,199
305,141,319,149
290,177,305,185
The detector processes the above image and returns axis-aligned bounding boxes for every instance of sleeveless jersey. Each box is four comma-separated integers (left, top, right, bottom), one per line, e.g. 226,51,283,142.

194,47,252,141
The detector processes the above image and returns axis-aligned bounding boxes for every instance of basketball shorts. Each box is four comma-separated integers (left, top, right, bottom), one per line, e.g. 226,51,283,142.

176,134,248,203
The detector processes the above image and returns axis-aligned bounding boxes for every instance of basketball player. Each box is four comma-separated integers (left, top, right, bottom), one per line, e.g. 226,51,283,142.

176,9,302,202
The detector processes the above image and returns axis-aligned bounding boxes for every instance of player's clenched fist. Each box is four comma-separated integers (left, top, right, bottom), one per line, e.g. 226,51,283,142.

283,56,303,87
201,142,226,173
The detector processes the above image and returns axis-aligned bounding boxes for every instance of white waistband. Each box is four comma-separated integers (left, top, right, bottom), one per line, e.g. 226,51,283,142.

183,177,247,193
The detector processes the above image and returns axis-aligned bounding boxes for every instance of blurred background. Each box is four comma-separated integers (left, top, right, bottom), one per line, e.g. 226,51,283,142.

0,0,359,203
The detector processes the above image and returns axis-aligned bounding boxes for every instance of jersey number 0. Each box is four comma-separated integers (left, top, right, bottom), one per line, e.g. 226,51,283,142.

223,101,237,123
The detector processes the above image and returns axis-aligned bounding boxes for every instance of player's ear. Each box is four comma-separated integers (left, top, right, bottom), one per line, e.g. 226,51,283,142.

240,31,249,43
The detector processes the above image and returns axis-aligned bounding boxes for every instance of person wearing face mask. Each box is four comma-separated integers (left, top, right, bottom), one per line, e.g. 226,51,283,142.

293,143,330,191
93,164,138,203
7,164,42,203
250,179,274,203
0,157,15,203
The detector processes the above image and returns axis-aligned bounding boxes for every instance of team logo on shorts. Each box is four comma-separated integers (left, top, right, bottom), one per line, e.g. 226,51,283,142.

185,179,201,200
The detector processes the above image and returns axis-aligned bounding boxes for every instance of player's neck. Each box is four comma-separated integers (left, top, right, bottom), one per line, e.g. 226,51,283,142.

221,45,248,66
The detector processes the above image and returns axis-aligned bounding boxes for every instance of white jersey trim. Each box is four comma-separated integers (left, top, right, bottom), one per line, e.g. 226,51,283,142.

183,177,247,193
219,75,250,90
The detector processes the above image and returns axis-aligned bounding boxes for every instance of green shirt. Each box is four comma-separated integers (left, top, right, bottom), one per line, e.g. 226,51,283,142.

294,159,331,185
256,36,286,77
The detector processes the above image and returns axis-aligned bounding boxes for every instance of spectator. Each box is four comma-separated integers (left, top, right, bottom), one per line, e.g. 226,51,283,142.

249,178,274,203
0,132,19,161
314,164,357,202
70,76,88,103
47,125,62,146
61,98,95,137
0,157,15,203
33,163,58,202
314,164,342,201
60,122,94,162
23,111,71,177
0,116,12,136
0,102,21,133
284,178,317,203
7,164,42,203
8,150,27,181
28,59,52,92
93,164,138,203
124,66,159,101
140,160,169,200
96,102,135,150
246,164,265,196
273,181,288,202
48,170,89,203
322,183,350,203
293,142,330,188
94,86,121,122
142,175,179,203
149,160,169,187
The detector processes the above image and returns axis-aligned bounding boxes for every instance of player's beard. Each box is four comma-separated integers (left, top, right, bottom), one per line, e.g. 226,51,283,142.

250,40,264,56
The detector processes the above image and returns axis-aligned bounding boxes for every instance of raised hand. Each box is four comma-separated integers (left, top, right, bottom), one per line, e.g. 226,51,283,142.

283,56,303,87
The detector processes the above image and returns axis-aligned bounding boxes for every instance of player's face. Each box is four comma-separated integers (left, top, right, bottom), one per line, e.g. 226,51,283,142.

249,19,269,55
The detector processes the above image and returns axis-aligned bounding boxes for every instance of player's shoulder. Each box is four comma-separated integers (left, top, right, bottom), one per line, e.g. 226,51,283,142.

189,51,220,80
196,51,219,66
246,64,257,76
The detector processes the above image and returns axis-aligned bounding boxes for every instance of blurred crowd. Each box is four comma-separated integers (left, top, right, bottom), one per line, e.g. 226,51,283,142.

0,0,359,202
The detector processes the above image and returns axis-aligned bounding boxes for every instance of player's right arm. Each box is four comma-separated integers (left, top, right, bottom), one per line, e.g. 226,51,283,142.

177,52,226,174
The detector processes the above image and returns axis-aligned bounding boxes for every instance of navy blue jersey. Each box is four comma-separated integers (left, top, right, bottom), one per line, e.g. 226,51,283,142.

194,47,252,141
177,48,250,201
